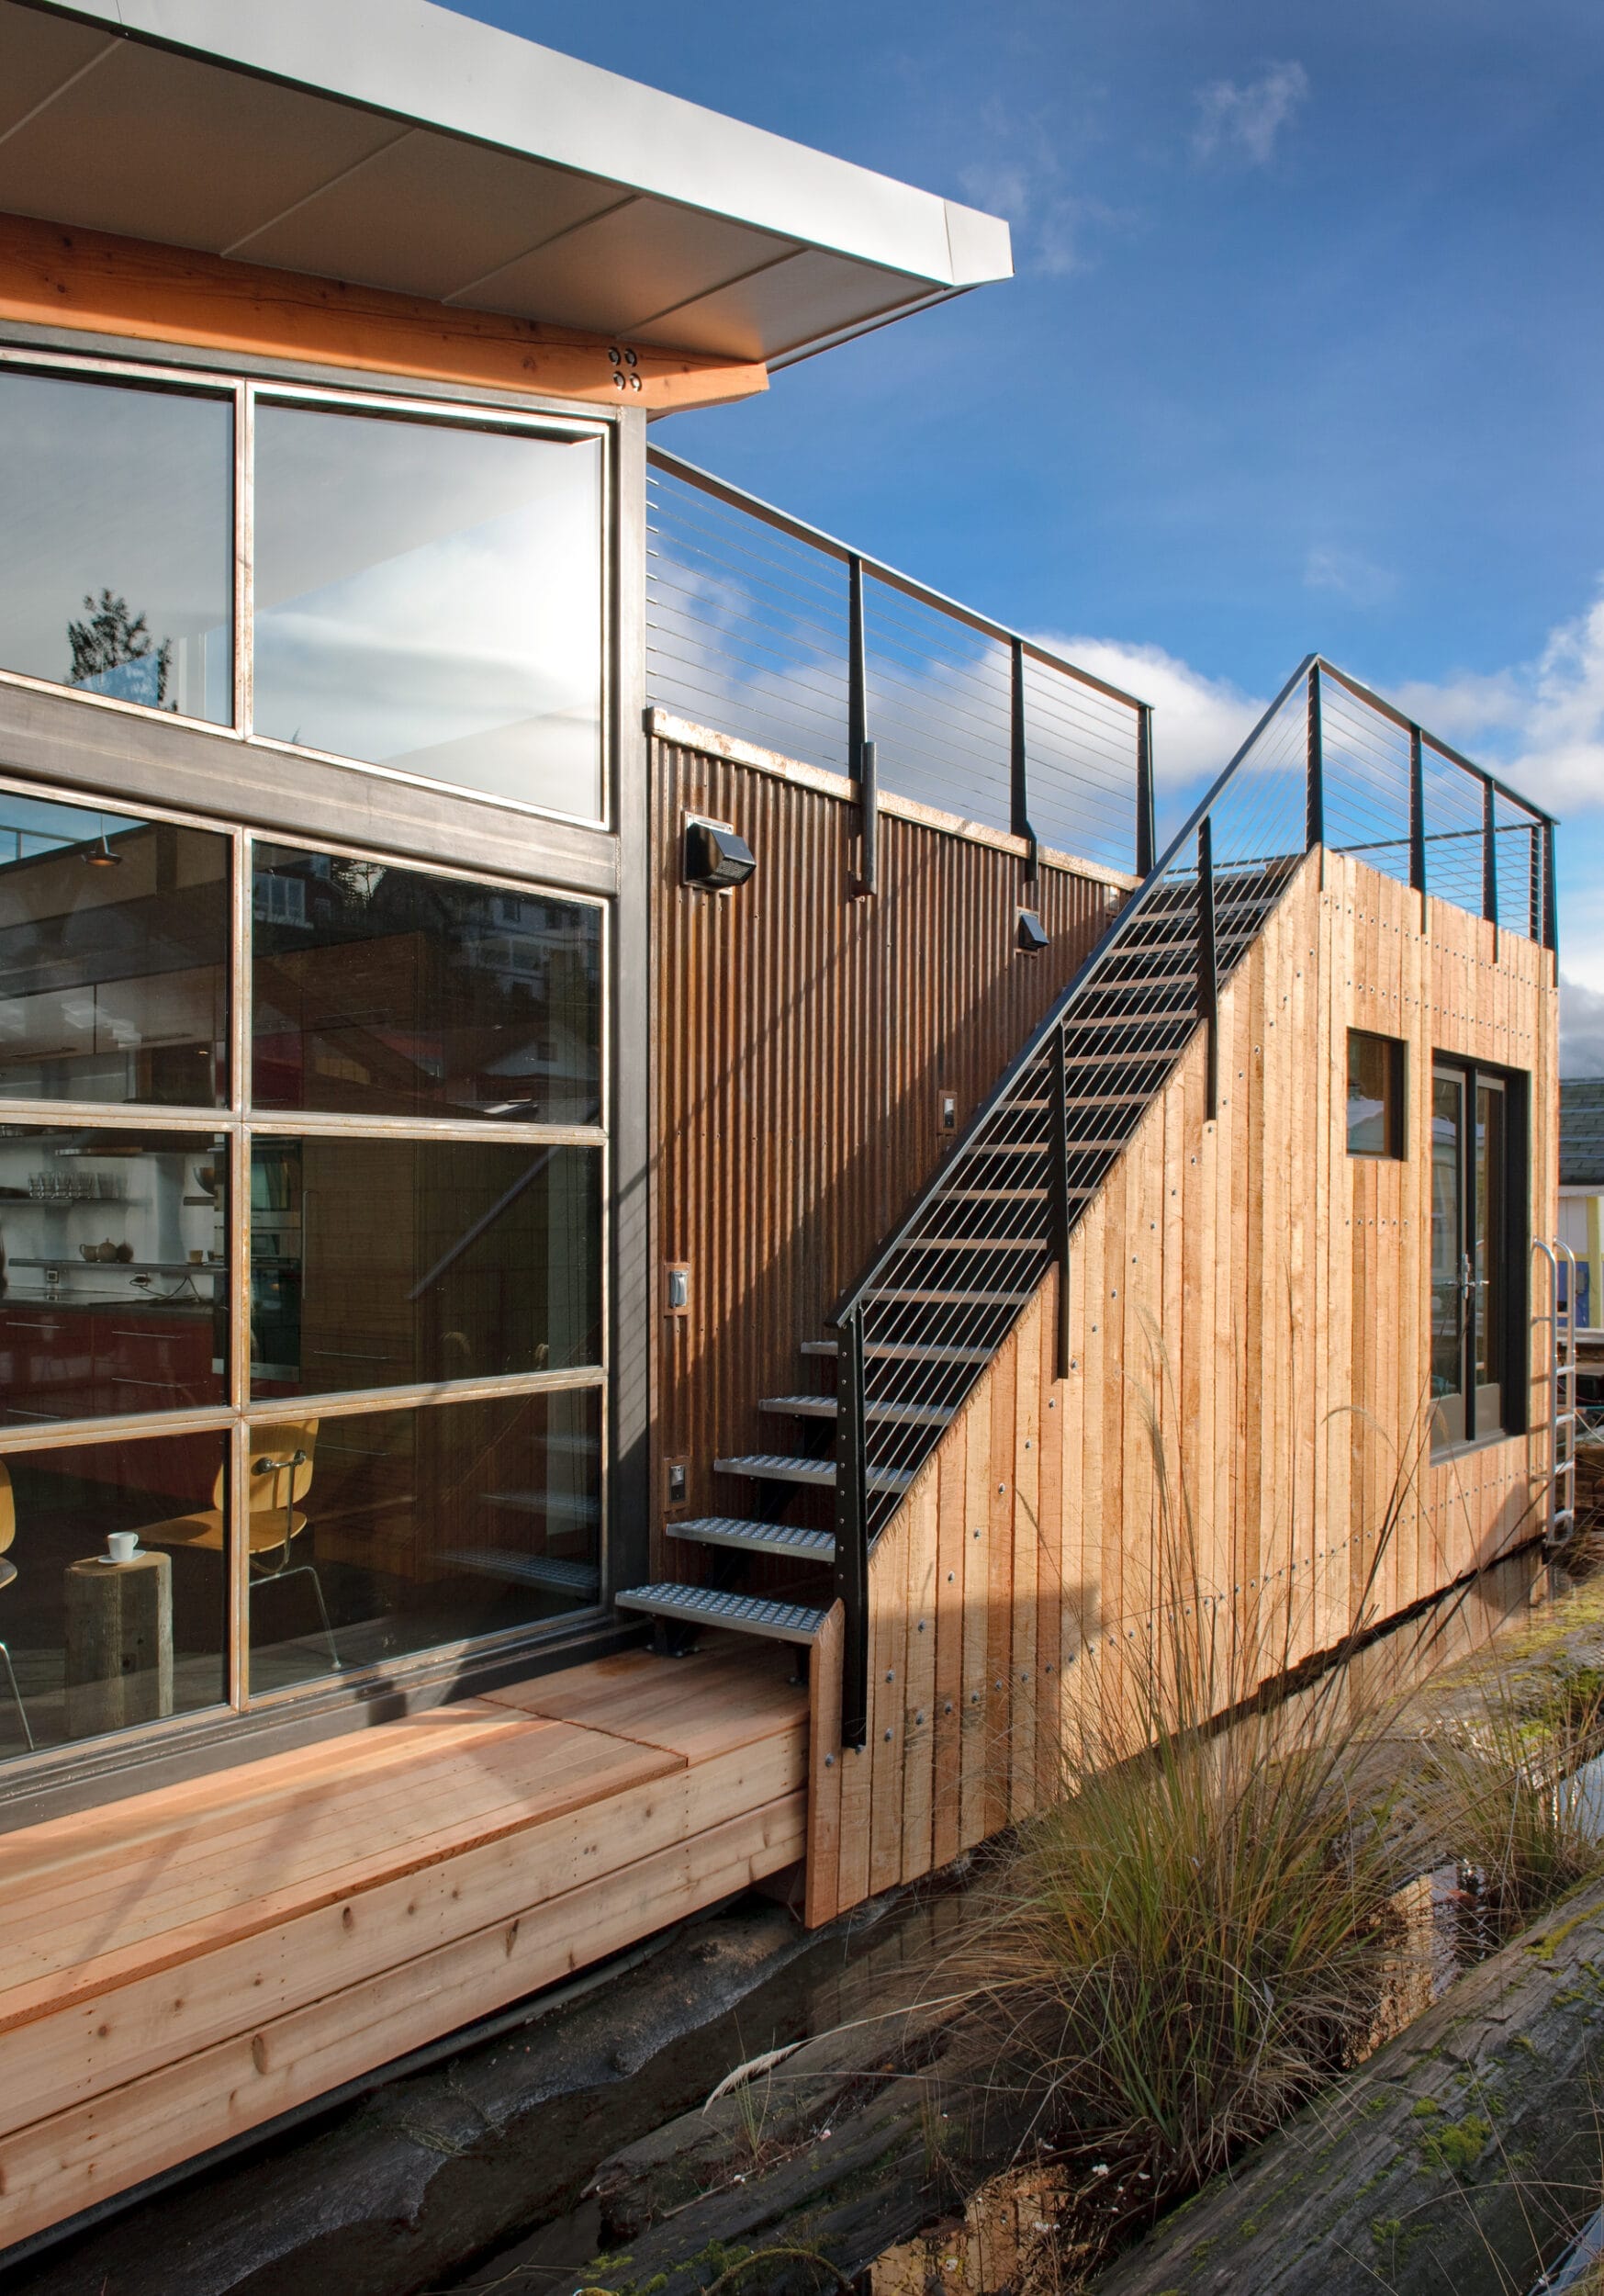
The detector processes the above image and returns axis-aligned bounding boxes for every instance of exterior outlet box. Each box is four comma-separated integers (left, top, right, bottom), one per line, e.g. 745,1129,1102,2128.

939,1091,957,1134
665,1459,690,1512
665,1263,690,1314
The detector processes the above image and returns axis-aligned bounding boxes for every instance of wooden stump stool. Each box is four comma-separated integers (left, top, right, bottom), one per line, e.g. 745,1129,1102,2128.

63,1550,173,1739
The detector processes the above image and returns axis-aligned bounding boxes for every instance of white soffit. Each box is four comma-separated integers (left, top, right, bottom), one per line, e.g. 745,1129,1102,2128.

0,0,1014,365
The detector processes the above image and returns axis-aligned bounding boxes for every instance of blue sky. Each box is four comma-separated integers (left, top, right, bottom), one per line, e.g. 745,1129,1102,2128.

456,0,1604,1066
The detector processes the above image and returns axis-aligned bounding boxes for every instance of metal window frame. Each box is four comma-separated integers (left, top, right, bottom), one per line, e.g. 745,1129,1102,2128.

0,329,653,1800
0,336,616,838
1429,1052,1531,1453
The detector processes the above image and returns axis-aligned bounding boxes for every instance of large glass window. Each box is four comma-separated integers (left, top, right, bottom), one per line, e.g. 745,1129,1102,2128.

0,1431,227,1760
0,795,230,1106
0,367,233,723
0,352,610,831
252,405,604,820
249,1390,600,1691
0,1126,228,1425
0,775,608,1772
250,1137,600,1400
251,847,601,1123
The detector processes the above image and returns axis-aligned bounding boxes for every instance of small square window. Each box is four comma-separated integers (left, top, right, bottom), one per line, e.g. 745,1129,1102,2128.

1347,1030,1405,1158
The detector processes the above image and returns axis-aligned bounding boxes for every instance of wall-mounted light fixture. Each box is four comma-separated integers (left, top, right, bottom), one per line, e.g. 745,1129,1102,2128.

683,816,757,893
1016,908,1049,954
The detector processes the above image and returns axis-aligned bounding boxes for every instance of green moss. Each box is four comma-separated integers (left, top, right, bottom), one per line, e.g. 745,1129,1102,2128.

1409,2098,1441,2119
1418,2111,1493,2177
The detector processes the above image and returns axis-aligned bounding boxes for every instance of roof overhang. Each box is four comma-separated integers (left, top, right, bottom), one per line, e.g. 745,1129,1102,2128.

0,0,1013,368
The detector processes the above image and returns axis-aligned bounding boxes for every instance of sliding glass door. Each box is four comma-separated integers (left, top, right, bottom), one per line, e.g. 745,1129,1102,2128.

1430,1060,1518,1447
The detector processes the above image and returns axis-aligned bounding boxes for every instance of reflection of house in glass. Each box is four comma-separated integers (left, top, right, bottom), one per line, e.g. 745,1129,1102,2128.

0,0,1565,2255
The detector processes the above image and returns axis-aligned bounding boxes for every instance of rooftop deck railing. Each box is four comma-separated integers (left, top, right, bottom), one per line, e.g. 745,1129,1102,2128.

829,654,1558,1745
645,447,1155,882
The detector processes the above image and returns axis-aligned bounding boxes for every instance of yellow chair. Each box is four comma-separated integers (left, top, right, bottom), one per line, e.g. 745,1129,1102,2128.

0,1461,34,1750
140,1420,341,1671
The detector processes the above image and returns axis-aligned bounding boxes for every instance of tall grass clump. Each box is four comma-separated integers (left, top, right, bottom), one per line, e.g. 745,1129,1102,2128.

1420,1661,1604,1940
963,1375,1439,2215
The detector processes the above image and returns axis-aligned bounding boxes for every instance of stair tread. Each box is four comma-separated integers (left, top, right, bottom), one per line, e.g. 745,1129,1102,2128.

615,1583,826,1646
803,1338,992,1364
671,1518,835,1559
716,1451,913,1493
869,1288,1036,1305
760,1393,948,1426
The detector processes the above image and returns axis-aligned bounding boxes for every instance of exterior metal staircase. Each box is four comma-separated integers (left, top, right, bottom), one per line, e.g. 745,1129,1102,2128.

618,655,1560,1745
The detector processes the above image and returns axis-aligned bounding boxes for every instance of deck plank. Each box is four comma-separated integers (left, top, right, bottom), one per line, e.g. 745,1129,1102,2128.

482,1638,807,1761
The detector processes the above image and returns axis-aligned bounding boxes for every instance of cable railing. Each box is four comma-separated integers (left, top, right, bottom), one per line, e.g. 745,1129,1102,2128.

828,655,1558,1746
646,448,1154,881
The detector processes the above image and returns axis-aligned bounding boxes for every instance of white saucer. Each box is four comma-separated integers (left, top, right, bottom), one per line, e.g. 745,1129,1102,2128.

91,1548,145,1564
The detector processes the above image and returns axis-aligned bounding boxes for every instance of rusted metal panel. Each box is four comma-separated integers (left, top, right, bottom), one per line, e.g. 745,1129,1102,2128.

651,733,1116,1568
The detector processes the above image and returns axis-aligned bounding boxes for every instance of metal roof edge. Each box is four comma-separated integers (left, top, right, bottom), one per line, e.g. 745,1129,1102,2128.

23,0,1014,289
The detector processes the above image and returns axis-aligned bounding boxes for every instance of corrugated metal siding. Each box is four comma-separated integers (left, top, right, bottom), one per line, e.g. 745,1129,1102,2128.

651,735,1118,1561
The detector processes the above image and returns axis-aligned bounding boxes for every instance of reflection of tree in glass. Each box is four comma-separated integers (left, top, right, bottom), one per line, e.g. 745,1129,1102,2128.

66,590,174,708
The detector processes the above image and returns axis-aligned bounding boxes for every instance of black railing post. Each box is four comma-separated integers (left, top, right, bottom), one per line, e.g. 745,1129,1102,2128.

1010,636,1038,883
1049,1016,1071,1379
1542,819,1558,955
1136,704,1156,879
1198,816,1219,1120
1408,726,1427,897
848,553,877,895
1481,776,1498,929
835,1306,870,1750
1306,661,1324,851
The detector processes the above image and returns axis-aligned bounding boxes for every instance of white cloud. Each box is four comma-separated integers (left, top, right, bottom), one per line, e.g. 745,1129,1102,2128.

1561,978,1604,1076
1388,583,1604,818
959,124,1133,280
1304,546,1399,609
1192,62,1309,168
1029,633,1264,789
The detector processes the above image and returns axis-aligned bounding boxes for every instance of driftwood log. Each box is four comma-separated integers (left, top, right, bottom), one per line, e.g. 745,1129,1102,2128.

1096,1874,1604,2296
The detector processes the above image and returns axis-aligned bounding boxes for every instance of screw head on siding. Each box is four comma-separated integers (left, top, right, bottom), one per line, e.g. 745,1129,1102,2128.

824,1753,835,1767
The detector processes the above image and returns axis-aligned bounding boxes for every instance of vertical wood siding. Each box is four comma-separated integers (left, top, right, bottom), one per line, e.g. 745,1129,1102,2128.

651,735,1117,1555
805,850,1560,1922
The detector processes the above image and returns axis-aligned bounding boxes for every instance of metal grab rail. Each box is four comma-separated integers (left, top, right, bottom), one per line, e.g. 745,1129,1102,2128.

645,446,1153,880
1533,1239,1580,1552
829,655,1559,1748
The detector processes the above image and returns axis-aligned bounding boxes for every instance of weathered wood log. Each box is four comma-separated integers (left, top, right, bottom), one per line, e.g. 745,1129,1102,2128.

1095,1874,1604,2296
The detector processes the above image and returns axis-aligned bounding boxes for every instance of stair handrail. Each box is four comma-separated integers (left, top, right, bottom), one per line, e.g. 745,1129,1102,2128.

829,652,1560,1748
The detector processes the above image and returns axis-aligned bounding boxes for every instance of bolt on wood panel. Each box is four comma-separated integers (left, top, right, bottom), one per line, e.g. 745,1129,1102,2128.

805,847,1560,1924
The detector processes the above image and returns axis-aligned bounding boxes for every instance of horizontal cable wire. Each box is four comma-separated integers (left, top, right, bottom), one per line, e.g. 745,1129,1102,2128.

646,456,1143,868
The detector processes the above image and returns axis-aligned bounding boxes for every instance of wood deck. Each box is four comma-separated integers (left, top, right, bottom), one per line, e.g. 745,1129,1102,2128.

0,1638,807,2253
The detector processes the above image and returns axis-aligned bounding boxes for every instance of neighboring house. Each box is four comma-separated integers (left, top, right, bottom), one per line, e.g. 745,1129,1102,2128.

1561,1076,1604,1329
0,0,1563,2257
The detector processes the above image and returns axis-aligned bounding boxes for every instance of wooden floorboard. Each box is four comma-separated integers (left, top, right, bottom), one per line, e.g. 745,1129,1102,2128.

0,1637,808,2252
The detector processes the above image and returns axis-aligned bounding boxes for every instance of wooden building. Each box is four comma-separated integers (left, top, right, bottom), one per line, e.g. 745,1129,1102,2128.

0,0,1563,2257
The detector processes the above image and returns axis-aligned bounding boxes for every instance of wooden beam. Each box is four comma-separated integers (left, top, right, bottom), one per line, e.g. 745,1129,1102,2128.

0,211,768,411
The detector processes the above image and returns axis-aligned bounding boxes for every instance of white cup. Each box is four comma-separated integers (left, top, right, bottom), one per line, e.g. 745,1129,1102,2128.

106,1531,140,1564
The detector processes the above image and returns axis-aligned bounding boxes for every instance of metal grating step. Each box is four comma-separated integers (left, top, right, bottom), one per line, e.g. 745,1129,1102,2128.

716,1451,913,1495
802,1337,993,1365
760,1393,948,1427
869,1288,1036,1307
670,1517,835,1560
615,1582,826,1647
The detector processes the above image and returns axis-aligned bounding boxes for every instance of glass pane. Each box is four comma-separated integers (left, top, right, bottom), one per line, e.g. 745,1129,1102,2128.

1347,1030,1397,1157
0,794,230,1106
0,368,232,723
252,848,600,1123
0,1430,227,1760
247,1390,600,1688
251,1138,600,1399
1430,1075,1465,1414
0,1129,228,1425
252,407,604,821
1475,1082,1505,1396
